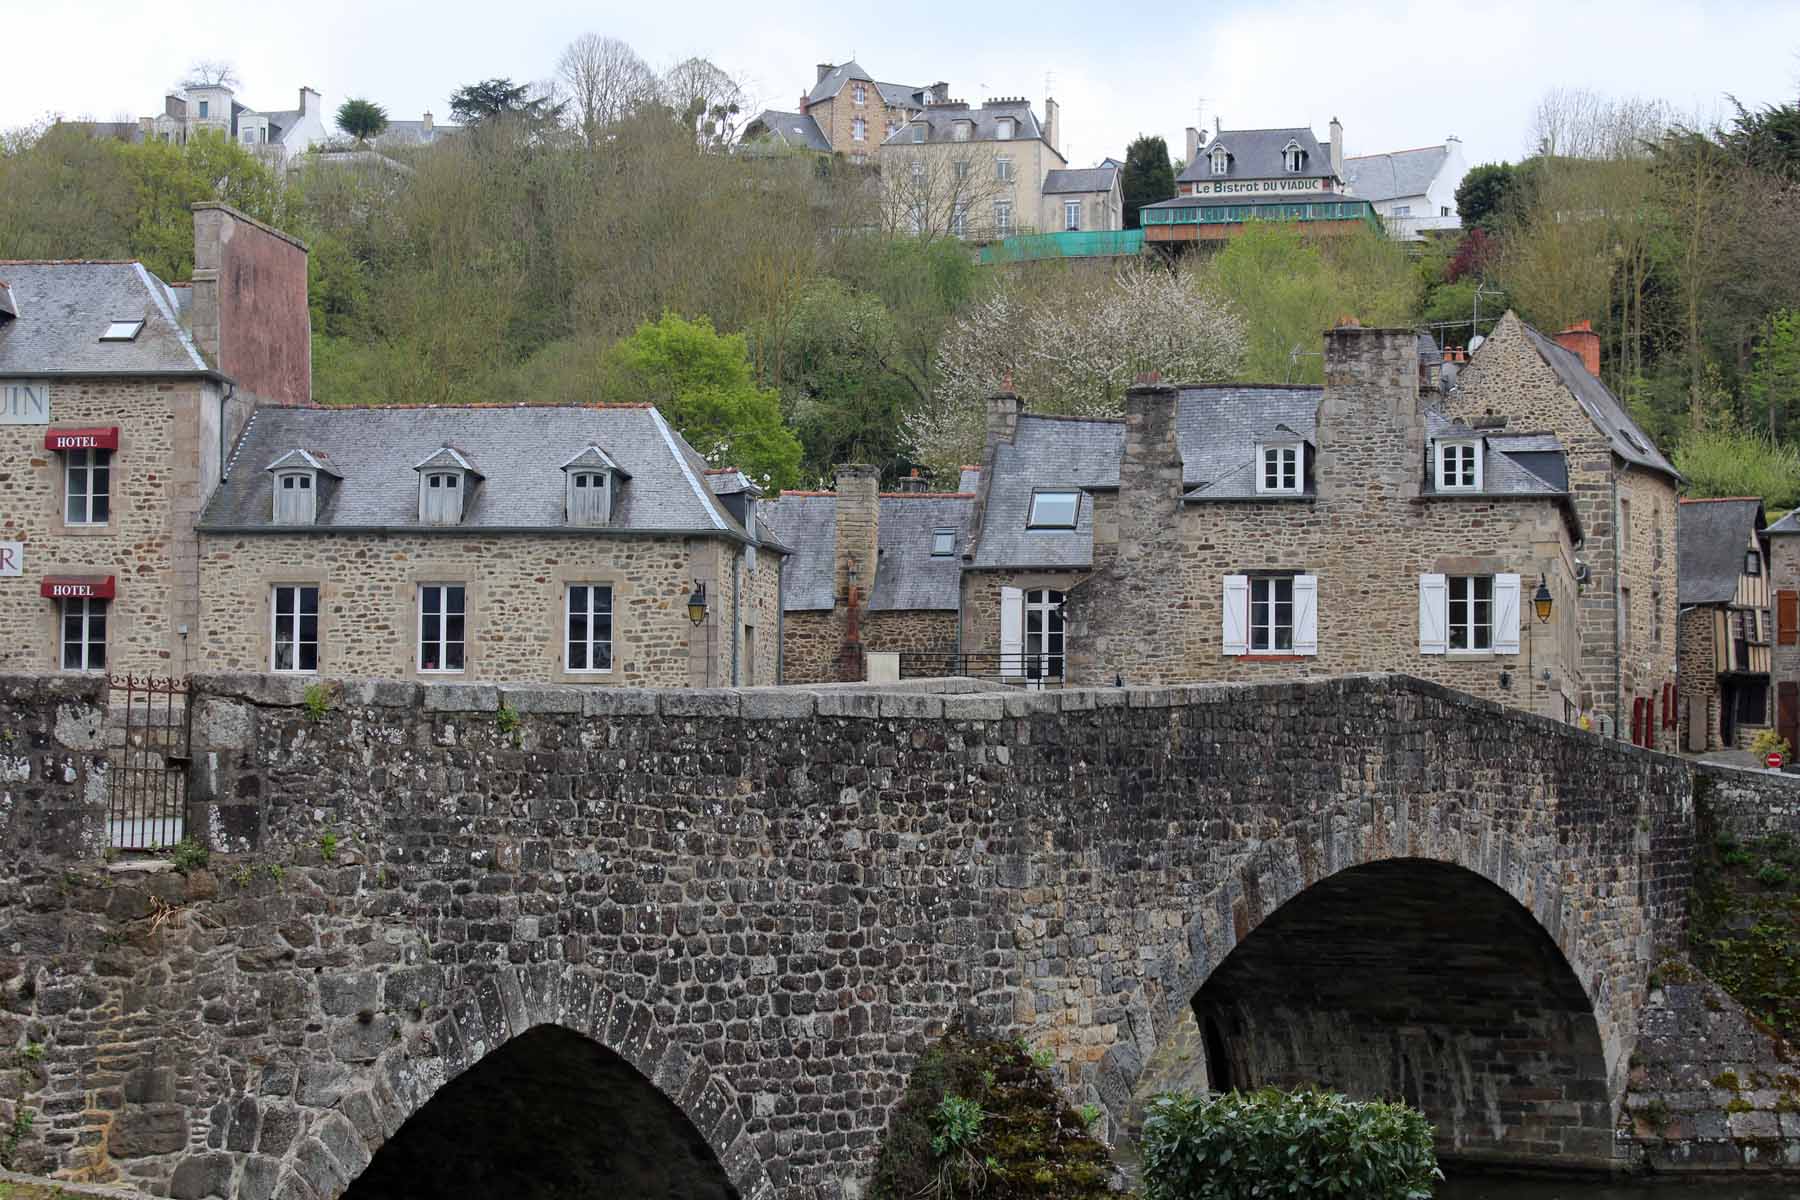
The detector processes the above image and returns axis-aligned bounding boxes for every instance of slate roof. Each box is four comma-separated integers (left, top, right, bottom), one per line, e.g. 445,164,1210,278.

887,101,1044,146
1767,508,1800,536
1678,498,1765,604
1420,410,1567,498
200,405,751,538
806,62,927,108
969,415,1123,569
1042,167,1118,195
1175,386,1321,498
1343,146,1449,201
743,110,830,152
1519,323,1679,480
869,495,972,611
380,120,459,147
1176,126,1333,184
0,261,209,375
762,494,836,610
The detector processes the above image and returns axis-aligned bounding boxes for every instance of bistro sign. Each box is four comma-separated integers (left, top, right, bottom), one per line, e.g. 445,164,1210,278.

1,380,50,424
1190,178,1331,196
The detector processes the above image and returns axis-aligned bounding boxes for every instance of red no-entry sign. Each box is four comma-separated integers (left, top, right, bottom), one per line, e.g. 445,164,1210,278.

1767,752,1785,770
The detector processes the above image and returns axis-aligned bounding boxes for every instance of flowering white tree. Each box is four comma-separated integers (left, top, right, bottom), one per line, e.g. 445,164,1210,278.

909,262,1246,476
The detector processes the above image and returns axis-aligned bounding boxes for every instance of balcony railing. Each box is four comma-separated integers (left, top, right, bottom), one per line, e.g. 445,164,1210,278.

1140,199,1380,229
898,651,1065,687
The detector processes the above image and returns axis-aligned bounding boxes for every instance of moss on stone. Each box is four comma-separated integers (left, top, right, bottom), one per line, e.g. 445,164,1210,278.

1692,810,1800,1046
867,1026,1115,1200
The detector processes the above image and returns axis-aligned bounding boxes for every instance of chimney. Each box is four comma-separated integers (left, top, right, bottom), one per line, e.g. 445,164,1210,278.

1043,97,1059,155
1329,116,1343,179
0,281,15,323
1185,126,1200,165
301,87,322,117
423,110,434,133
895,469,928,494
832,464,880,606
931,82,950,104
1214,115,1221,139
986,377,1021,447
957,465,981,493
1319,324,1424,501
190,202,312,410
817,63,834,85
1554,320,1601,377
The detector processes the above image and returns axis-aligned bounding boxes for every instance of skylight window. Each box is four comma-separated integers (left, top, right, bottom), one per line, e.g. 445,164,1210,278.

931,528,956,556
1027,490,1080,529
100,319,144,342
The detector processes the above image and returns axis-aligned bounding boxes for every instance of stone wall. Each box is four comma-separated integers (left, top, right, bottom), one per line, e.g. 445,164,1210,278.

1450,313,1680,747
1692,762,1800,842
780,610,957,684
0,377,213,677
0,670,1699,1197
1678,607,1720,751
1771,532,1799,745
779,610,839,684
196,532,733,686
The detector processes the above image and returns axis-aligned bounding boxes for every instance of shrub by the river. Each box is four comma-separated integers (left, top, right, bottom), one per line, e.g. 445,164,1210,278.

1141,1087,1441,1200
867,1024,1114,1199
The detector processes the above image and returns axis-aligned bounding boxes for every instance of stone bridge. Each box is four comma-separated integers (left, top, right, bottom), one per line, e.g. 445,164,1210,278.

0,672,1696,1199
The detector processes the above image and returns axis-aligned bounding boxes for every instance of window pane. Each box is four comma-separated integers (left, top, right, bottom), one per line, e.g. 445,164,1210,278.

299,642,317,672
1029,491,1079,527
593,587,612,615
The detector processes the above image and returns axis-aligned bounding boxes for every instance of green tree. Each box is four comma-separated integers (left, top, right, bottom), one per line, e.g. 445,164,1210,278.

1723,97,1800,183
1455,162,1519,232
600,312,803,489
1674,423,1800,512
448,78,563,127
120,133,287,279
335,98,389,143
1746,309,1800,441
1121,134,1176,230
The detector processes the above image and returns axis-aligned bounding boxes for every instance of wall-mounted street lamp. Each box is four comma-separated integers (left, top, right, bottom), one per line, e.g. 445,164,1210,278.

1533,575,1554,624
686,580,708,625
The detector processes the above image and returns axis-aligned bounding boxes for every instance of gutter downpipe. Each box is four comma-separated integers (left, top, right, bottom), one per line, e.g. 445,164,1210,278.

1612,468,1623,739
731,551,742,686
776,554,785,685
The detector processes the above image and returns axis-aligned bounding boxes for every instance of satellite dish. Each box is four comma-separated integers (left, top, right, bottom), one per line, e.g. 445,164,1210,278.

1468,334,1486,353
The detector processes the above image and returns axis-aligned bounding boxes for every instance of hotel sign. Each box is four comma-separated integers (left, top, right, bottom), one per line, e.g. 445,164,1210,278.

1190,178,1330,196
0,543,19,577
0,380,50,424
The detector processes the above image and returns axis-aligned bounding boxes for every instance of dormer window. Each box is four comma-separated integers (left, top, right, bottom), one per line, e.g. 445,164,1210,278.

1283,141,1304,172
1746,551,1762,577
265,449,334,526
414,446,479,525
1210,146,1229,175
1435,440,1482,491
996,118,1014,140
1256,443,1302,494
911,123,925,143
561,445,629,526
953,120,972,142
100,319,144,342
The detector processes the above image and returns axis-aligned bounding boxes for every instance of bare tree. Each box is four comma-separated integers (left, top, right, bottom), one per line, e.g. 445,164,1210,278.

877,148,1012,245
661,57,745,150
175,59,240,92
558,34,657,145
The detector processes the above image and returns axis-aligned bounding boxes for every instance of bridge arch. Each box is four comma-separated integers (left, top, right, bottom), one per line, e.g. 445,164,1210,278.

251,973,774,1200
1108,841,1630,1170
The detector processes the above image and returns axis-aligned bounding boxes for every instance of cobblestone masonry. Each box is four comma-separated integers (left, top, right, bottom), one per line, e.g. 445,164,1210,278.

0,671,1709,1197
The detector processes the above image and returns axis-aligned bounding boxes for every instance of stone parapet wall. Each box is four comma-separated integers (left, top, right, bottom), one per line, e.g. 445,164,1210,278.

0,671,1702,1195
1693,762,1800,842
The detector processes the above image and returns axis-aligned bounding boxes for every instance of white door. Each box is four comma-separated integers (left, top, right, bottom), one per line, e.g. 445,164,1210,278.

1024,589,1065,687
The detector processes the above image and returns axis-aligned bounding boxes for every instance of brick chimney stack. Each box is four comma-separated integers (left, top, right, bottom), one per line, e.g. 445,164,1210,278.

1553,320,1601,377
986,377,1021,447
190,202,311,410
832,464,880,604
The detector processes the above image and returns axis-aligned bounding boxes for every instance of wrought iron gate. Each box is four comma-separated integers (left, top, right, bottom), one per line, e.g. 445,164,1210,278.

107,675,192,850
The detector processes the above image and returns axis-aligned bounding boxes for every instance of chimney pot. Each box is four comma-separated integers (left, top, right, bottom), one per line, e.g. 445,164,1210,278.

817,63,834,85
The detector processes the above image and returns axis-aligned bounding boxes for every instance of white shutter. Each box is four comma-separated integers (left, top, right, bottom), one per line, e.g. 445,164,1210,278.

1222,575,1249,656
1492,573,1522,654
999,587,1024,677
1419,574,1448,655
1292,575,1318,656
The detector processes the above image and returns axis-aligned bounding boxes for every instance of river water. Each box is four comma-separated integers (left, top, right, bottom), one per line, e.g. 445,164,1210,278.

1438,1174,1792,1199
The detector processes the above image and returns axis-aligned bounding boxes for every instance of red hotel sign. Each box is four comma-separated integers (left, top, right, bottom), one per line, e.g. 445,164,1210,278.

43,427,119,451
39,575,115,600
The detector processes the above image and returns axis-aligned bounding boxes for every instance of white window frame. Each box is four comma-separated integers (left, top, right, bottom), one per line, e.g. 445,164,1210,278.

1420,573,1519,656
1447,575,1494,652
60,597,107,672
420,470,464,524
1064,200,1081,231
273,470,316,524
852,116,867,142
1249,576,1294,653
565,470,611,525
995,156,1013,182
911,123,925,144
1284,145,1302,172
1022,588,1064,684
100,319,144,341
1210,147,1228,175
953,122,972,142
953,159,969,180
1027,488,1079,528
418,584,467,674
852,82,867,106
271,584,320,673
994,199,1013,235
64,447,112,526
1393,204,1412,217
996,118,1013,140
1435,440,1482,491
1255,442,1302,495
911,159,924,181
565,584,614,674
950,203,968,238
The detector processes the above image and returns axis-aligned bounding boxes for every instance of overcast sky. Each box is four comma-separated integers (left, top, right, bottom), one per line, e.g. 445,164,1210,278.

8,1,1799,168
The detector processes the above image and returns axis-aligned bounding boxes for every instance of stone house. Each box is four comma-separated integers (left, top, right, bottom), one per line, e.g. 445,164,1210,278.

132,85,328,165
879,97,1120,240
1142,118,1374,243
1676,498,1771,751
1343,138,1468,240
1449,312,1682,749
0,204,310,677
195,406,782,687
953,325,1587,718
743,61,945,163
1765,506,1800,754
763,465,970,683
